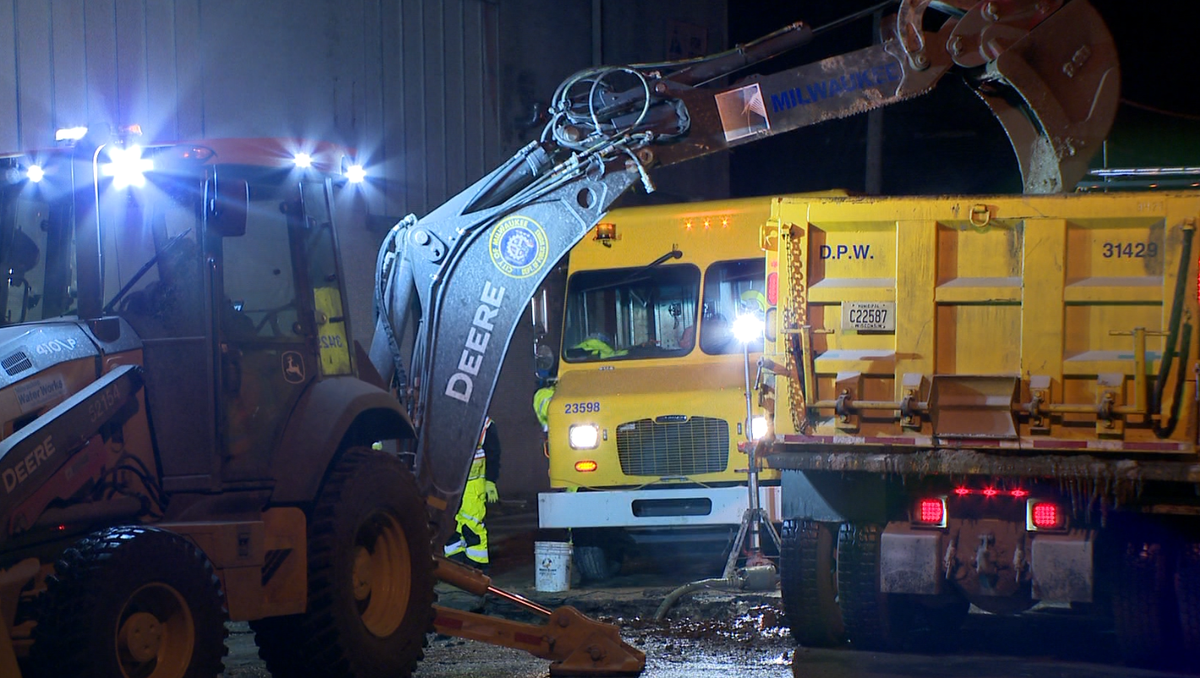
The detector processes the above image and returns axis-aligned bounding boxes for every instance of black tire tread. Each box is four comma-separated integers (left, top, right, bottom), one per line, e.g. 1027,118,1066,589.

836,522,895,651
1176,539,1200,670
28,525,228,678
779,519,844,647
1112,535,1182,669
251,447,435,678
574,545,620,583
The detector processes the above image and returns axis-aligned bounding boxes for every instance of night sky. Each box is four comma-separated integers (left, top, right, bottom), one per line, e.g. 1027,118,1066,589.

725,0,1200,197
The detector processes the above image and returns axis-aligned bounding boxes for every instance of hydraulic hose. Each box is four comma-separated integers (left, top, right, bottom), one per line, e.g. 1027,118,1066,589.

1152,224,1195,436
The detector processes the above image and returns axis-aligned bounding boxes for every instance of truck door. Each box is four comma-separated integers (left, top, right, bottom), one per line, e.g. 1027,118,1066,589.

216,177,338,482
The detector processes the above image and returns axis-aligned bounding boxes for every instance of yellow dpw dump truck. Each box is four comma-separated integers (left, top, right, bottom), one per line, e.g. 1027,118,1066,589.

761,192,1200,670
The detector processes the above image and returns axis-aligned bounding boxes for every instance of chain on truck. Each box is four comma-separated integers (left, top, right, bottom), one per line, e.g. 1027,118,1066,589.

0,1,1120,676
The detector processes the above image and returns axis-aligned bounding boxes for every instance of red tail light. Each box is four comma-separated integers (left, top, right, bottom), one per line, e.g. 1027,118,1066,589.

916,498,945,525
1030,501,1063,529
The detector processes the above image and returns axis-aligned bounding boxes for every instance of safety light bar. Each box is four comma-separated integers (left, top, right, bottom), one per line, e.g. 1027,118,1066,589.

55,126,88,142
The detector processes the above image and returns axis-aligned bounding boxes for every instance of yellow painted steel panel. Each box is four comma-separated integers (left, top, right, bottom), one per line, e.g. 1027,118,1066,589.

769,192,1200,451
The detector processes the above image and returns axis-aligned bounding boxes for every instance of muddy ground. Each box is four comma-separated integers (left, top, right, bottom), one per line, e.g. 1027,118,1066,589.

220,504,1196,678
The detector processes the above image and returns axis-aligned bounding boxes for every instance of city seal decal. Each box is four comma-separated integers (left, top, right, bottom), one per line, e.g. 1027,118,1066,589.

489,215,549,278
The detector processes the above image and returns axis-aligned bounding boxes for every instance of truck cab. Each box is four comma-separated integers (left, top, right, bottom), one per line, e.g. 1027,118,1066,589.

538,196,785,580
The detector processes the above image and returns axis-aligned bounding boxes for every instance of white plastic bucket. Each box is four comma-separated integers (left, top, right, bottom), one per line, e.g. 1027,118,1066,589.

534,541,573,592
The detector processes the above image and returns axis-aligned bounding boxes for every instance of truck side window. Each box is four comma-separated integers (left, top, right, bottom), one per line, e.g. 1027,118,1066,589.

699,258,765,355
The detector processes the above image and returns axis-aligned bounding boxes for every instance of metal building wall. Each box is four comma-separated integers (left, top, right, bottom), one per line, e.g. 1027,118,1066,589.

0,0,730,499
0,0,504,220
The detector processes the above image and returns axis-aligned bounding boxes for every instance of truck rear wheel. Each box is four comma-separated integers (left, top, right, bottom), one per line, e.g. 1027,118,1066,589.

252,447,435,678
780,520,844,647
29,526,228,678
836,522,901,651
1176,538,1200,670
1112,534,1182,669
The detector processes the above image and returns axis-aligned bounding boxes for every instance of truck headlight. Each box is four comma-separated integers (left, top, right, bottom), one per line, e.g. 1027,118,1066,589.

568,424,599,449
751,415,768,440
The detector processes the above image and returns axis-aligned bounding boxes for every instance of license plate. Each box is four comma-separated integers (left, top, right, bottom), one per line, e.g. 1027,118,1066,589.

841,301,895,332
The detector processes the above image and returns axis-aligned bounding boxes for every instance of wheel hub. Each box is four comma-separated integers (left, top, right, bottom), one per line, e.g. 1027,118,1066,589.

120,611,163,663
353,546,373,601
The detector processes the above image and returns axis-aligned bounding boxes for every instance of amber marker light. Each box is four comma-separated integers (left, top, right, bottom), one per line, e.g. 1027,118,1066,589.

574,460,598,472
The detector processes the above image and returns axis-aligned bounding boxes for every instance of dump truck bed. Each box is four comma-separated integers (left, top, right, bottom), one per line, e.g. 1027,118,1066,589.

764,191,1200,470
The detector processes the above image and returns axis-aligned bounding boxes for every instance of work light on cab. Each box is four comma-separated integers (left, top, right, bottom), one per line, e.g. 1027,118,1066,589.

345,164,366,184
568,424,599,449
101,144,154,189
25,165,44,183
293,152,314,169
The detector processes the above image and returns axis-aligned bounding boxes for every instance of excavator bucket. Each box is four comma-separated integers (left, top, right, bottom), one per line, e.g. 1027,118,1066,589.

964,0,1120,192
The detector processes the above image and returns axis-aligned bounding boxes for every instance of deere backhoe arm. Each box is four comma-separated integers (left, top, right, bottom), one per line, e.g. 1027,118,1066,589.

366,1,1117,672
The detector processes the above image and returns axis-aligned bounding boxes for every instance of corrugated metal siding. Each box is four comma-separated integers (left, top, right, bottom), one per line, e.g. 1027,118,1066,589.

0,0,501,218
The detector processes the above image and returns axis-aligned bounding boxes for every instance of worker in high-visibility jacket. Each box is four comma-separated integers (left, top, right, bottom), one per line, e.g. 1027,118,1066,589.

444,417,502,569
533,382,556,432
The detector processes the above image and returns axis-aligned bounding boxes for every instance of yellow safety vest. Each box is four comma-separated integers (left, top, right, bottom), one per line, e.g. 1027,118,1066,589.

445,418,491,565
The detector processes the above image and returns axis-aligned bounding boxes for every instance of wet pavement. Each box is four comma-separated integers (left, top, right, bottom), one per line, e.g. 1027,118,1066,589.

222,503,1197,678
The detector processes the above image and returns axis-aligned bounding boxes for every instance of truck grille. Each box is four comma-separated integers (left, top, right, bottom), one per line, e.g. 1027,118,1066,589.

615,416,729,476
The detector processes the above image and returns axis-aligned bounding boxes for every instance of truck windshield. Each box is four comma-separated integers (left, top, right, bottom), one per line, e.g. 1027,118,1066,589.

0,184,73,326
562,263,700,362
698,258,766,355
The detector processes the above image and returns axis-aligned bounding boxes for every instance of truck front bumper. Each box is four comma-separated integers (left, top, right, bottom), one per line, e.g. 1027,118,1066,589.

538,485,781,529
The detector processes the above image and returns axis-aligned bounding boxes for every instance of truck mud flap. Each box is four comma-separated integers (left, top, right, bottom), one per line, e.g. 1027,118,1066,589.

0,365,144,534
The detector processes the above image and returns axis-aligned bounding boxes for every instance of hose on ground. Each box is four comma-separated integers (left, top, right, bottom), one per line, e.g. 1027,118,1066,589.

653,574,741,621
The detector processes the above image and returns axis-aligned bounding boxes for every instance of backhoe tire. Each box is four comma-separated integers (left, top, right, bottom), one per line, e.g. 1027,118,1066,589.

251,447,435,678
574,545,622,583
779,519,844,647
1112,533,1182,670
29,525,228,678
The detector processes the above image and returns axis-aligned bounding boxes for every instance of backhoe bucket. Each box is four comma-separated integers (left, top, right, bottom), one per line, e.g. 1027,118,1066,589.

432,556,646,676
970,0,1120,193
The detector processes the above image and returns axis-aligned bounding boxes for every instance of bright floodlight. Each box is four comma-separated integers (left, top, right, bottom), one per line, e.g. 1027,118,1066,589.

345,164,367,184
294,152,313,168
101,145,154,189
732,313,765,344
26,165,45,183
751,415,769,440
55,126,88,142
